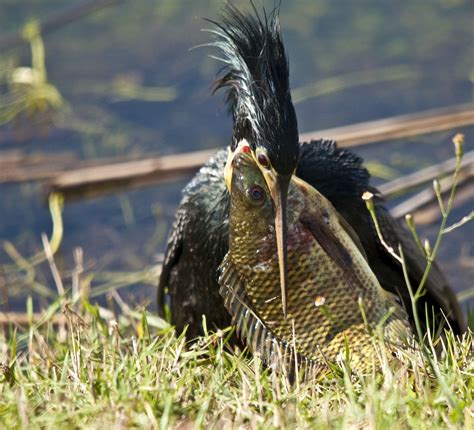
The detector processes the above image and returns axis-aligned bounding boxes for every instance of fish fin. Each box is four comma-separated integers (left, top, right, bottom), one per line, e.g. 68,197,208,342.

218,253,275,357
381,300,414,350
218,254,317,373
299,212,364,293
293,176,368,290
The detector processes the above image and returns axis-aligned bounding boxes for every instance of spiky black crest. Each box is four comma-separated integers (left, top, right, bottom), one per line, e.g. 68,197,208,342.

209,3,299,175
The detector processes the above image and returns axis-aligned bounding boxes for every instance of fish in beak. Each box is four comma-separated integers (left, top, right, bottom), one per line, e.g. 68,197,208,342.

225,141,292,318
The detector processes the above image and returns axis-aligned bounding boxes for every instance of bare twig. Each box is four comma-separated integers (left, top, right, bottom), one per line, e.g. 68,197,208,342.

443,211,474,234
39,104,473,199
41,233,65,296
299,103,473,147
0,266,9,312
363,192,403,263
378,150,474,198
406,183,474,227
390,170,473,220
72,247,84,305
48,148,219,198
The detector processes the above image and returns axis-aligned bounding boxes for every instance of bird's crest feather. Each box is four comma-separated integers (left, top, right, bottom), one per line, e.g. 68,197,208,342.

208,3,299,173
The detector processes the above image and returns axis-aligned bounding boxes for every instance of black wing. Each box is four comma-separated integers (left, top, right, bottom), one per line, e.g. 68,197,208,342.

157,149,232,338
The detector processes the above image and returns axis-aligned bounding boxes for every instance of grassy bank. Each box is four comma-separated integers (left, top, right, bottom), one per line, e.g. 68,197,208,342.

1,135,472,428
0,300,472,428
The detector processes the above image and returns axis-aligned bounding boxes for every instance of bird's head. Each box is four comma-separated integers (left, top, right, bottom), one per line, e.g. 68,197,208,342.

210,4,299,317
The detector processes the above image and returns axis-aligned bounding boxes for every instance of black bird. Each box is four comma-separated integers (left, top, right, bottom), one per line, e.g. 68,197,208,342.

213,5,299,316
157,5,466,339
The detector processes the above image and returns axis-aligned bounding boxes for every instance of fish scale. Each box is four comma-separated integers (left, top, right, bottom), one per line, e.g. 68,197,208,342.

219,152,412,376
244,246,382,359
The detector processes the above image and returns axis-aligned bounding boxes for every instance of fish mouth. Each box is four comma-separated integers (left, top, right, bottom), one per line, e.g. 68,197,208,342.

232,151,254,169
226,149,257,187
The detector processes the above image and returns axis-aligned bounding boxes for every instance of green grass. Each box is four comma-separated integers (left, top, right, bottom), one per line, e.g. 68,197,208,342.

0,300,472,429
0,136,472,429
0,3,473,427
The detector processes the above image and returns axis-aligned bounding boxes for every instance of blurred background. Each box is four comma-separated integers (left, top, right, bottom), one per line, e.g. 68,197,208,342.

0,0,472,315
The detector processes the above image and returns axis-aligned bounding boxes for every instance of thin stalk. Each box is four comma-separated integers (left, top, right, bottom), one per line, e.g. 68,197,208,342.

414,135,464,300
399,245,457,409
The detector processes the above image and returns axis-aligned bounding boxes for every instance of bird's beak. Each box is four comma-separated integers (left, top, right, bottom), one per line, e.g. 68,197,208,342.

262,170,291,318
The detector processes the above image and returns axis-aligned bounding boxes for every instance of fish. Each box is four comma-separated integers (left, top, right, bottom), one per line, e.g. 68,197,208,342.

218,150,413,378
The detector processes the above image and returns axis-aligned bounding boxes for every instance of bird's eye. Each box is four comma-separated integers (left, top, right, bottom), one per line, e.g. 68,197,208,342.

248,185,265,202
257,153,270,169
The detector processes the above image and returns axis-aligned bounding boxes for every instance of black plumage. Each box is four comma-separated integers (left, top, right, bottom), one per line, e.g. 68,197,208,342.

157,6,466,338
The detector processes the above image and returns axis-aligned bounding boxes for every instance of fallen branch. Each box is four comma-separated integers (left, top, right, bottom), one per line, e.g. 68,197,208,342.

396,182,474,226
48,148,219,199
390,169,474,221
0,104,472,199
299,103,473,147
0,151,78,182
43,104,473,199
378,150,474,199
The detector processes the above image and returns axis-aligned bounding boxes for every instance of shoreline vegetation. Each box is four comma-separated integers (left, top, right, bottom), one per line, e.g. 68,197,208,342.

1,1,473,427
1,135,472,428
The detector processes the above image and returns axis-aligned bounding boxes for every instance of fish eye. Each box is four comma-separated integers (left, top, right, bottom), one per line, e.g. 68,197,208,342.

257,152,270,169
248,185,265,203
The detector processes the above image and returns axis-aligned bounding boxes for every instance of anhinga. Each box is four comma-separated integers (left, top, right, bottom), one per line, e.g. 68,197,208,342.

157,5,466,339
216,6,299,317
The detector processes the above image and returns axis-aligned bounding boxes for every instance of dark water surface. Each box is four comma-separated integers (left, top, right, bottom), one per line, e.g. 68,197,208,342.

0,0,472,313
